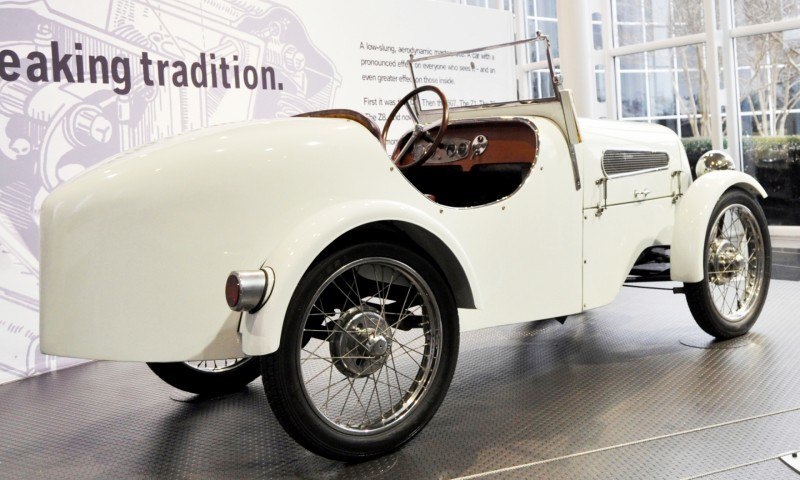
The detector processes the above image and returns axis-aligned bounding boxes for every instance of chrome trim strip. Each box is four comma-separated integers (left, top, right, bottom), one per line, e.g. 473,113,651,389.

605,166,669,179
568,143,581,191
582,193,675,210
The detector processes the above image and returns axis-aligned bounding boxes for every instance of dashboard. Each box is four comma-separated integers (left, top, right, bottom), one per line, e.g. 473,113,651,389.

395,119,538,172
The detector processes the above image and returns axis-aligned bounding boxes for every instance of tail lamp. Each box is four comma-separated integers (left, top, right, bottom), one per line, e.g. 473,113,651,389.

225,269,273,313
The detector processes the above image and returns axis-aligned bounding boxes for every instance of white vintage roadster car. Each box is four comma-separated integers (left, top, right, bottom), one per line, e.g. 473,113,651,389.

40,36,770,461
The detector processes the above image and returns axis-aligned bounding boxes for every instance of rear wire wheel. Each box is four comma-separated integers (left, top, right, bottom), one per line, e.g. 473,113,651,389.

684,189,771,339
147,357,261,395
262,243,458,461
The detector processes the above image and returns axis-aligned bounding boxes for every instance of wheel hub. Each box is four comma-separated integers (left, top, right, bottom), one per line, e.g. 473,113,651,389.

710,239,746,285
330,306,392,378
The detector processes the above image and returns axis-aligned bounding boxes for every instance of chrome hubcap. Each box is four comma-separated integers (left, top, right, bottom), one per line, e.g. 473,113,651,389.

710,239,746,285
705,204,765,322
330,306,393,377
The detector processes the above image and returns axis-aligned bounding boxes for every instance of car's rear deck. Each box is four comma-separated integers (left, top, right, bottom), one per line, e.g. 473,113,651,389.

2,249,799,479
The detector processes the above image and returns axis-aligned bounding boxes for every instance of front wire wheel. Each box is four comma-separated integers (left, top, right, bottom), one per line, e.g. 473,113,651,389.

685,189,771,339
262,243,458,461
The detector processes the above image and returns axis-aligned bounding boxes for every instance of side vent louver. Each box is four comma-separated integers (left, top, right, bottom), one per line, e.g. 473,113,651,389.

602,150,669,176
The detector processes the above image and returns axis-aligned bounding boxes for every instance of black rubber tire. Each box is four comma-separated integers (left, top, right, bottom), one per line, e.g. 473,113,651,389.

684,189,771,339
262,242,459,462
147,358,261,395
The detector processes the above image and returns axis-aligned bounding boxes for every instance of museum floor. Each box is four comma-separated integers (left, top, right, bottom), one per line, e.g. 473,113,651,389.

2,249,799,479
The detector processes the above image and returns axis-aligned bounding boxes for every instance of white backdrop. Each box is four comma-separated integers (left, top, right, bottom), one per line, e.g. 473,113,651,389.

0,0,513,385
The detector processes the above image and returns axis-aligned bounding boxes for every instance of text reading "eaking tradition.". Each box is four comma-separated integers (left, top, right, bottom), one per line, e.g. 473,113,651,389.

0,41,284,95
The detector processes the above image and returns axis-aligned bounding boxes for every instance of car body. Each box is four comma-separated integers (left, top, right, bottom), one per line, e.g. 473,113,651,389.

39,35,771,460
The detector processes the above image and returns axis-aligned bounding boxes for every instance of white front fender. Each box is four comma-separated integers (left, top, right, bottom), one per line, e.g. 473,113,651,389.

670,171,767,283
240,200,482,356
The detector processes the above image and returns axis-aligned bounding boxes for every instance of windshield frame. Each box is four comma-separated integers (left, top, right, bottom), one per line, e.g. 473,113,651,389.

407,32,560,116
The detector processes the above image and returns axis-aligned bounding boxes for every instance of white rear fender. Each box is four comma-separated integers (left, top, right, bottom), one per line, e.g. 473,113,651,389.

671,171,767,283
240,200,482,356
39,117,438,361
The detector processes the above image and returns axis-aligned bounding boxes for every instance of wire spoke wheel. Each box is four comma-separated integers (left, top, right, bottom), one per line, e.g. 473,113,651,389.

262,242,458,461
185,357,251,373
705,204,765,322
147,356,260,395
685,190,771,339
299,257,442,434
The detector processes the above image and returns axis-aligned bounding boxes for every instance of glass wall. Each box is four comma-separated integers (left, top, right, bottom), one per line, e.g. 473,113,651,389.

610,0,800,226
735,26,800,224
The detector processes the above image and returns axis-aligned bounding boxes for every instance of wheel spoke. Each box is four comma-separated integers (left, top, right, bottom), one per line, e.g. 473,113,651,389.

382,362,422,383
330,276,360,312
393,342,425,369
314,375,350,400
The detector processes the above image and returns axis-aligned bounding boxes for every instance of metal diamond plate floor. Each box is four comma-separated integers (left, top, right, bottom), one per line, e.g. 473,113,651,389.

2,279,800,479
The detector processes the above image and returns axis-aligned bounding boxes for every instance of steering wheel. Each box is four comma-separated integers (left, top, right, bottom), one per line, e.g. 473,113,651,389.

381,85,449,170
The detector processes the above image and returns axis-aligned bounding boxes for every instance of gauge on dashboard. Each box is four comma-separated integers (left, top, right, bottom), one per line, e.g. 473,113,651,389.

457,142,469,158
437,138,471,162
472,135,488,156
446,143,457,158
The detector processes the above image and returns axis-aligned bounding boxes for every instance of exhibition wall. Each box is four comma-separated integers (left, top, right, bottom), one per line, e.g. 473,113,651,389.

0,0,513,385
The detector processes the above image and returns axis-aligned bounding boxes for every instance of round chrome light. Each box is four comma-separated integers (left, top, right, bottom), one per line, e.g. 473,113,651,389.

695,149,736,178
225,269,270,312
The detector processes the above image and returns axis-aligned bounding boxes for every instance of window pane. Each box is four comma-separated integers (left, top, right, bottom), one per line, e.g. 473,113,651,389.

675,45,709,137
593,23,603,50
616,44,709,137
620,72,647,117
614,0,704,47
526,19,559,61
616,0,642,22
647,49,672,69
619,51,645,70
530,70,556,99
595,65,606,102
733,0,800,27
736,29,800,225
649,72,676,116
655,118,678,131
536,0,557,18
538,20,559,57
646,24,669,43
617,24,643,46
645,0,670,24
